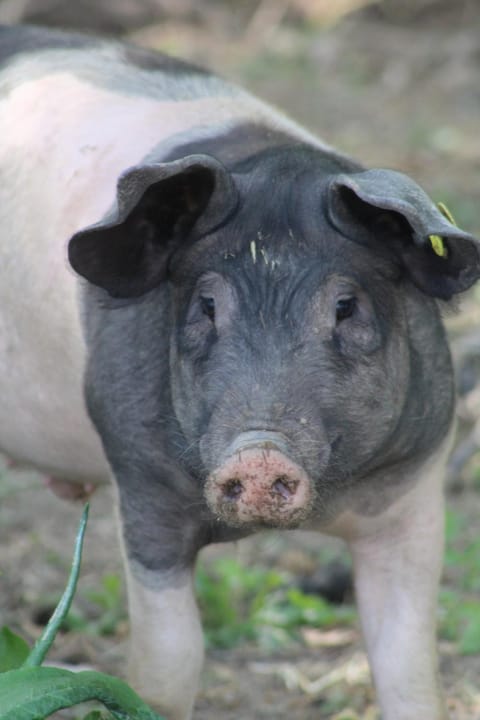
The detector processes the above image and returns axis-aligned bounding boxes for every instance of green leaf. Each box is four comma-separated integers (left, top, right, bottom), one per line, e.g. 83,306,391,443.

0,666,165,720
0,627,30,672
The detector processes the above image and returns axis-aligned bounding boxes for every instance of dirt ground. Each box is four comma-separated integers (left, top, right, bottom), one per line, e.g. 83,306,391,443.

1,4,480,719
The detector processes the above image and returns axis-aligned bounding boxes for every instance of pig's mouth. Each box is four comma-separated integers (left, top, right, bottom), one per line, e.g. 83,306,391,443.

204,432,315,529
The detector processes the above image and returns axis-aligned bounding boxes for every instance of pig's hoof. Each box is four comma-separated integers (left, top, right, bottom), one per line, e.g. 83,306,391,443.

44,476,96,501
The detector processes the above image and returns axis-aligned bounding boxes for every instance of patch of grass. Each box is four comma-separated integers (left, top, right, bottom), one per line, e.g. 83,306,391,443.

440,508,480,654
444,509,480,592
195,557,285,648
439,589,480,655
66,572,125,637
195,510,480,656
196,556,356,650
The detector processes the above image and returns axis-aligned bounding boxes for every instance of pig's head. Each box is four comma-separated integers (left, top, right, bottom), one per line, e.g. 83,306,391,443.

69,145,480,529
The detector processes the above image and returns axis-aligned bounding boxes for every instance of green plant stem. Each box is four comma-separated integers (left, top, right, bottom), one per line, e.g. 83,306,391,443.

23,504,89,668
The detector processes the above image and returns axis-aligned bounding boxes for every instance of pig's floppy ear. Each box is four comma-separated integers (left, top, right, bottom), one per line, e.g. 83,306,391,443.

68,154,238,298
327,168,480,300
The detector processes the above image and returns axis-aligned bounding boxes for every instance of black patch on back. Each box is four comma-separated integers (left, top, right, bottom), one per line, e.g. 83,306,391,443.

122,41,209,77
0,23,210,78
0,24,97,67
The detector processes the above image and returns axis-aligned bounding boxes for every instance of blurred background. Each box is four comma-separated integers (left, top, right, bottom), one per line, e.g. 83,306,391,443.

1,2,480,718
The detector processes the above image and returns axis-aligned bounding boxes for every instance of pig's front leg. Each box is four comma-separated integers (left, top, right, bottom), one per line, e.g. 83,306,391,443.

125,564,203,720
346,467,448,720
113,485,206,720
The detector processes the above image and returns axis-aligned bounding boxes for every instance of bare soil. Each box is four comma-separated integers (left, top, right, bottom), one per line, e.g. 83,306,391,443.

1,6,480,719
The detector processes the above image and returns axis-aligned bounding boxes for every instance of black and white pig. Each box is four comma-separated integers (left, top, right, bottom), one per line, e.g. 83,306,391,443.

1,24,479,720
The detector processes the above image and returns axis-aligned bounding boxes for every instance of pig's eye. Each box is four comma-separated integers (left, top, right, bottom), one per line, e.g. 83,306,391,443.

335,296,356,322
200,295,215,323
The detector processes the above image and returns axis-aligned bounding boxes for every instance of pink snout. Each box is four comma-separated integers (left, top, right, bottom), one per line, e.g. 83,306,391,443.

205,446,314,528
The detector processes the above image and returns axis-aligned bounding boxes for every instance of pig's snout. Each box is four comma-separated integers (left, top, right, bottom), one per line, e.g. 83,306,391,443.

205,433,314,528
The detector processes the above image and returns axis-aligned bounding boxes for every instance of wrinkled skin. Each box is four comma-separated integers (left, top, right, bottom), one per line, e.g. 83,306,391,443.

80,147,457,552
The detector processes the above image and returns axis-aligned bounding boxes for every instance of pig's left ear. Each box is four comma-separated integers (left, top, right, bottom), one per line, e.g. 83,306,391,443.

68,154,238,298
327,168,480,300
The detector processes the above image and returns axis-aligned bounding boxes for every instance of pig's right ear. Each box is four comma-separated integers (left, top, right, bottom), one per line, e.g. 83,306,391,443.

68,154,238,298
327,169,480,300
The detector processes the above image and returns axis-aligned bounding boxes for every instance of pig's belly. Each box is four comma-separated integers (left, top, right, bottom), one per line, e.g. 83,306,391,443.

0,347,110,484
0,255,110,484
0,376,110,484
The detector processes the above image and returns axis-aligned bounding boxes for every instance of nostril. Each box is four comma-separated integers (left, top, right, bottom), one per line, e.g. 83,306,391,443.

271,476,297,500
223,478,243,500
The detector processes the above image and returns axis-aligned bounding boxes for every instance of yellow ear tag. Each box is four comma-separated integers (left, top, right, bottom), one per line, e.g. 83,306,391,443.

429,234,448,258
429,201,456,259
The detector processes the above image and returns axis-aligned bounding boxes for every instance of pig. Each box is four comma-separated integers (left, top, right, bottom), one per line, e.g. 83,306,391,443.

1,24,479,720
